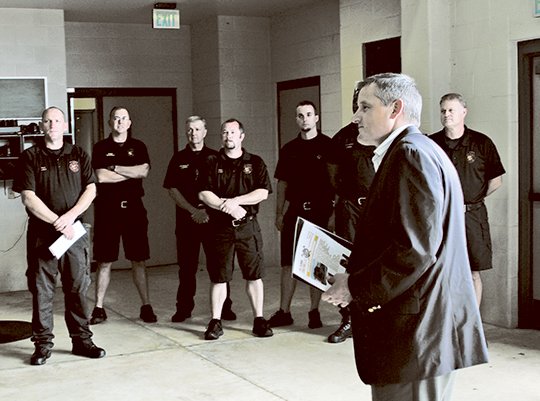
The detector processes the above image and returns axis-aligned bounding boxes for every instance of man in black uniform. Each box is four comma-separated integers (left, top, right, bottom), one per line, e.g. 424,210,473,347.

90,106,157,324
430,93,505,307
13,106,105,365
198,118,273,340
163,115,235,322
326,85,376,342
268,100,335,329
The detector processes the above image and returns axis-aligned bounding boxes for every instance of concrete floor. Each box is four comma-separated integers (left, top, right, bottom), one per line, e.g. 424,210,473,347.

1,264,539,401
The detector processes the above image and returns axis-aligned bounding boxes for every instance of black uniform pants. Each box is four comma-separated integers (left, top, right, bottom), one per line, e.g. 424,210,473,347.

175,212,232,313
26,224,93,348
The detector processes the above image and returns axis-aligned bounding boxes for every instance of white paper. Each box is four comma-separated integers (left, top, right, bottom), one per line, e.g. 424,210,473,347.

292,218,351,292
48,221,87,259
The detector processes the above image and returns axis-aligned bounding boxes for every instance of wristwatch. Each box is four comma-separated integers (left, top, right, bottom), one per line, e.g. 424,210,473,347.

107,165,116,172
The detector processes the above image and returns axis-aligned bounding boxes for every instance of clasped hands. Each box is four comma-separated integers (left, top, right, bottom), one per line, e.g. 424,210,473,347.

53,212,76,240
191,208,209,224
219,198,247,220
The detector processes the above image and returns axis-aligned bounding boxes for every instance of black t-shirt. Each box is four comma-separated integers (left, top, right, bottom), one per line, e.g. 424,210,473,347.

328,123,375,200
274,132,334,205
163,145,217,207
92,135,150,200
13,142,96,220
198,148,272,217
430,126,505,204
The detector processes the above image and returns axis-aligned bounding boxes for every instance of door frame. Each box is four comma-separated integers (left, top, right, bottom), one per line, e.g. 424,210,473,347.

518,39,540,329
67,87,178,148
276,76,321,149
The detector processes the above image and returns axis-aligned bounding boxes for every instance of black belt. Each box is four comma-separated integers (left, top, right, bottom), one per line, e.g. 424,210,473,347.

231,215,255,227
465,202,484,212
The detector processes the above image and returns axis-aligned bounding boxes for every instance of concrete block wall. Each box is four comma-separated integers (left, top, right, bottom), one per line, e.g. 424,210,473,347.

271,0,342,136
191,18,221,150
0,8,68,293
340,0,401,124
65,21,193,142
445,0,539,327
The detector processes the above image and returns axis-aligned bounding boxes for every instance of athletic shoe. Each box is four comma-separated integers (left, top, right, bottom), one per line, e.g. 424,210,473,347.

268,309,294,327
204,319,223,340
89,307,107,325
252,317,273,337
308,309,323,329
140,304,157,323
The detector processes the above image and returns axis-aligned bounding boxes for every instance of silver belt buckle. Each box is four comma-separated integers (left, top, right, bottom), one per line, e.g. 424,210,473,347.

303,201,311,211
120,200,128,209
357,197,366,206
232,218,242,227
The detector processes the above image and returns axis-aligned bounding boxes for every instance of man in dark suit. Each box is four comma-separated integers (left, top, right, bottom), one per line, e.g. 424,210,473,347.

322,73,488,401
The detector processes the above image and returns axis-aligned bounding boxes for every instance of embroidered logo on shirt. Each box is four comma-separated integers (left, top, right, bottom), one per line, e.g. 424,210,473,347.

69,160,80,173
243,164,253,174
466,151,476,164
106,152,115,157
127,148,135,157
179,164,189,169
40,166,47,172
217,168,224,174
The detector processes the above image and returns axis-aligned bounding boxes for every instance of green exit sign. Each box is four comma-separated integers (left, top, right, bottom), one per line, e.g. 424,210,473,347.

536,0,540,17
153,9,180,29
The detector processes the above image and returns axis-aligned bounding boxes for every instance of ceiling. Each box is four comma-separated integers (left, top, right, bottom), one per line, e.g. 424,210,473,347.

0,0,324,25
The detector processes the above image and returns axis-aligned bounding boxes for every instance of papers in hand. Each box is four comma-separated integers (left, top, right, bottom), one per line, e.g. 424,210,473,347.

48,221,87,259
291,217,352,292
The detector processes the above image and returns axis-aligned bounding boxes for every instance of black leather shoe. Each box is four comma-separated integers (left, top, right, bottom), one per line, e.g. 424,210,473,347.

204,319,223,340
327,321,352,343
89,307,107,325
30,347,52,366
171,310,191,323
308,309,323,329
140,304,158,323
72,342,106,359
252,317,273,337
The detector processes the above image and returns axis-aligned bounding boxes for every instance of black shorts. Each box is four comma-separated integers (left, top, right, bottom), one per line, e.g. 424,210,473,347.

465,204,492,271
93,198,150,263
204,218,264,283
280,204,333,267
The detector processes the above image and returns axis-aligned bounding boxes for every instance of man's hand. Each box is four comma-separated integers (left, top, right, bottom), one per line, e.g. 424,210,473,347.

322,273,352,307
191,209,209,224
230,205,247,220
220,198,241,215
53,212,76,239
275,213,284,231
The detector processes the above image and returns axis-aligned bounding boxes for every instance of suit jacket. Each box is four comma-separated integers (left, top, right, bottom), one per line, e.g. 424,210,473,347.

347,126,489,385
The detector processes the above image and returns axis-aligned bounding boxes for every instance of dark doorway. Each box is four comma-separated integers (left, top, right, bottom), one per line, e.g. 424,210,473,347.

518,39,540,329
363,37,401,78
277,76,321,149
68,88,178,269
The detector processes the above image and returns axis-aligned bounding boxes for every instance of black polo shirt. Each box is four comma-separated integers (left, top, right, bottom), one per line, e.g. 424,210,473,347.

198,148,272,217
274,132,334,205
163,145,217,207
13,142,96,220
430,126,505,204
328,122,375,201
92,135,150,200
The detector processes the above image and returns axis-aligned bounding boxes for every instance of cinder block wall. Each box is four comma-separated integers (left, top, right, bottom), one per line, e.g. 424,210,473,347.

0,9,68,292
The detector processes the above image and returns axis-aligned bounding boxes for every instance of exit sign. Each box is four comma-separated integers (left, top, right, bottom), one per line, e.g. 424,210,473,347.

535,0,540,17
153,9,180,29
